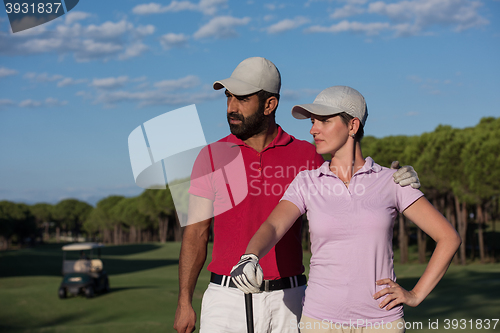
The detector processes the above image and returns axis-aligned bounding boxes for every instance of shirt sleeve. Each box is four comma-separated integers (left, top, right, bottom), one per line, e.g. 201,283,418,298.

394,173,425,213
280,171,308,215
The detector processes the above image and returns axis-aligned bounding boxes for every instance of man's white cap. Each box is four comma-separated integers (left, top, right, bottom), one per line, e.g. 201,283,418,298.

213,57,281,95
292,86,368,126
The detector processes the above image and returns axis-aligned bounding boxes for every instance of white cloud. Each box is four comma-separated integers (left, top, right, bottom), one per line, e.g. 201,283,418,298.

0,99,15,107
193,16,251,39
132,2,197,14
0,18,155,61
132,76,148,82
136,25,156,36
94,89,220,108
305,0,488,37
19,100,41,108
0,67,18,78
199,0,228,15
20,38,64,53
345,0,369,4
132,3,164,14
19,98,67,108
160,33,189,49
119,42,149,60
88,75,218,107
264,4,286,10
306,20,391,35
76,90,93,100
331,4,365,19
57,77,87,87
280,89,301,100
266,17,310,34
75,40,124,61
91,76,130,90
57,78,74,87
132,0,227,16
280,88,322,101
24,71,88,87
85,20,134,40
154,75,200,90
24,72,64,82
65,11,91,25
45,97,68,106
368,0,489,34
263,15,275,22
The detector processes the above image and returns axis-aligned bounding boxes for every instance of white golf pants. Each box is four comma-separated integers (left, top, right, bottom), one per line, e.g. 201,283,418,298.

200,282,306,333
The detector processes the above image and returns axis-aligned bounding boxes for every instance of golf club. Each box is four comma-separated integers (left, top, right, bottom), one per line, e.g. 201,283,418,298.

245,293,254,333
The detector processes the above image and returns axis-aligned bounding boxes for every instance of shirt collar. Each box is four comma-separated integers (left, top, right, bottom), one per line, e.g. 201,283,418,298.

225,125,292,150
316,156,382,178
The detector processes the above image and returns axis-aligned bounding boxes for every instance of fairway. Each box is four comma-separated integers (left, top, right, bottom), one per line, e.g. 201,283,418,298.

1,243,499,333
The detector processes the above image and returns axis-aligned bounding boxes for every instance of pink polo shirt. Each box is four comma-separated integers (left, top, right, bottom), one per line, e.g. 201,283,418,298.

281,157,424,325
189,126,324,279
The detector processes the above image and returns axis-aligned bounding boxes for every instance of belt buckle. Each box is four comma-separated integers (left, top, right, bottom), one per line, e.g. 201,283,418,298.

264,280,270,292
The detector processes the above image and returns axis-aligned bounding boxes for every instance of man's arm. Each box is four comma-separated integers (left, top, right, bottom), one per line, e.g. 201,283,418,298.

174,195,213,333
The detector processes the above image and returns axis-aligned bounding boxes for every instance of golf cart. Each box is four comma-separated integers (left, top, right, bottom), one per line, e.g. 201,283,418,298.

58,242,110,299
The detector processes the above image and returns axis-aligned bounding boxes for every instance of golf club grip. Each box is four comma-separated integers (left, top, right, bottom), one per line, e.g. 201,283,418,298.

244,293,254,333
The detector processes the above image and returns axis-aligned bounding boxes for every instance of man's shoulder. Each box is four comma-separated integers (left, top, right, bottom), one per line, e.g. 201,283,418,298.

213,133,242,145
215,134,233,143
286,134,316,151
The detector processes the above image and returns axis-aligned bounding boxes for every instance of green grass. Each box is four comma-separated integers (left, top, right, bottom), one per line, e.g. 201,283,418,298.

1,243,500,332
0,242,208,333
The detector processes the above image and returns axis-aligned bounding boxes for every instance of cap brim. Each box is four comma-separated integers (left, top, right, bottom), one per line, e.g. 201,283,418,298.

213,78,261,96
291,104,344,119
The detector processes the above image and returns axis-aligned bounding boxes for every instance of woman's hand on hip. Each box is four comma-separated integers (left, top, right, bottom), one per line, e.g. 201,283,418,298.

373,278,422,310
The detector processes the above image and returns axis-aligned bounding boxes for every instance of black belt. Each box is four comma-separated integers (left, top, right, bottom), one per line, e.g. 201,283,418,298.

210,273,307,292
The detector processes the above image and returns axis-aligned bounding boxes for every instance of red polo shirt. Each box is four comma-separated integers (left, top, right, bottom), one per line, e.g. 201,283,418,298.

189,126,324,279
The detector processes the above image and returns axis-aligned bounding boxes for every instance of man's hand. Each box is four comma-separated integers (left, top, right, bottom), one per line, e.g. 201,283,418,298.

230,254,263,294
391,161,421,189
174,303,197,333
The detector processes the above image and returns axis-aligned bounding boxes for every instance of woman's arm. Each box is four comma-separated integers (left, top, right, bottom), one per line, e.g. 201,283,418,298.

374,196,461,310
245,200,302,258
230,200,303,293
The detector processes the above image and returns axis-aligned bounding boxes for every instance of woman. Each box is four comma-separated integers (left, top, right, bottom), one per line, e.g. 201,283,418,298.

230,86,461,332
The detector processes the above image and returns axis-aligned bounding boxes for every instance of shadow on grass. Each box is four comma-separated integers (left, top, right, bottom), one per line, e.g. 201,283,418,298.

398,269,500,324
104,259,179,275
0,313,83,333
59,286,158,300
105,286,159,294
3,242,162,255
0,243,178,278
98,243,162,256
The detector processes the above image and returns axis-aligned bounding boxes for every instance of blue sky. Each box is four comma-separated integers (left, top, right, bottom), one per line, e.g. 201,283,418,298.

0,0,499,205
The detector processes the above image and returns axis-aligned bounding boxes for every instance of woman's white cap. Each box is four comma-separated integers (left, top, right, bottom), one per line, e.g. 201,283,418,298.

292,86,368,126
213,57,281,96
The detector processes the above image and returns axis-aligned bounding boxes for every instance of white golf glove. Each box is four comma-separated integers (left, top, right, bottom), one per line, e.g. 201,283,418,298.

230,254,263,294
391,161,420,189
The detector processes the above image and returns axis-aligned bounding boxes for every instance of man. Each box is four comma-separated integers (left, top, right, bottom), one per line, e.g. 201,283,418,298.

173,57,419,333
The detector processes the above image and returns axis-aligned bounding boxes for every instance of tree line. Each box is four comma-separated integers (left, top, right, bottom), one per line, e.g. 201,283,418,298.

362,116,500,264
0,189,182,250
1,117,499,264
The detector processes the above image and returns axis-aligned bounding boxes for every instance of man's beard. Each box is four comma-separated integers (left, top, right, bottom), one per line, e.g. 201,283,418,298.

227,105,269,141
